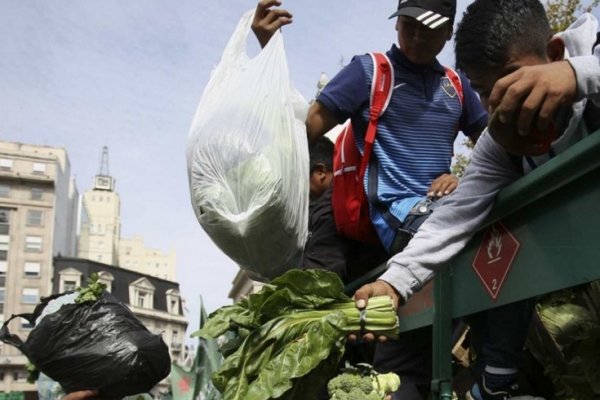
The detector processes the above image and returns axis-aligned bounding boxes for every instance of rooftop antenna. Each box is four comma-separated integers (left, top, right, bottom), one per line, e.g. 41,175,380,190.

98,146,110,177
93,146,114,191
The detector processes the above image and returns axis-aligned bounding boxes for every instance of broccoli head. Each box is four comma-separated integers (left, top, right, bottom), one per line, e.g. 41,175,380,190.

328,367,401,400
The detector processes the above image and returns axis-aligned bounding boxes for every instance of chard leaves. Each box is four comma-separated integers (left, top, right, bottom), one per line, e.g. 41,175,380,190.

195,269,371,400
215,309,347,400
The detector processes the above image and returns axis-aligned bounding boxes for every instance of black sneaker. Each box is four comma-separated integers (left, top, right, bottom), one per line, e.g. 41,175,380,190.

466,381,544,400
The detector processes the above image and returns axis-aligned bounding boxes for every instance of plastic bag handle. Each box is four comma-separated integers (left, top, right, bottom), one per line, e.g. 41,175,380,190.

0,313,35,349
220,9,257,63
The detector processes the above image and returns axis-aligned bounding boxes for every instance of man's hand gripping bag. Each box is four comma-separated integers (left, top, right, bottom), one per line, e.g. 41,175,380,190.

186,10,310,281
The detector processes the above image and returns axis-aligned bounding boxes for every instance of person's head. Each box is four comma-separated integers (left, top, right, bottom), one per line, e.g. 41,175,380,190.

390,0,456,65
309,136,334,200
455,0,558,109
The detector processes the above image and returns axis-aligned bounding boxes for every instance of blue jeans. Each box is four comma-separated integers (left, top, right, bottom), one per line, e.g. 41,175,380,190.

466,298,537,377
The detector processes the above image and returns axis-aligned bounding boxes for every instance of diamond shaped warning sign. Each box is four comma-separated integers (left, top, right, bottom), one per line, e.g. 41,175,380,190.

472,222,520,301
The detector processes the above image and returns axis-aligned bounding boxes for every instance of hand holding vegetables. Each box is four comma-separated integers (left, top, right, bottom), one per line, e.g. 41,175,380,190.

351,280,402,343
196,269,399,400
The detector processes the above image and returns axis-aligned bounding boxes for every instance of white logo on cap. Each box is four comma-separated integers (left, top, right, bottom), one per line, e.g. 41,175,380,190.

417,11,450,28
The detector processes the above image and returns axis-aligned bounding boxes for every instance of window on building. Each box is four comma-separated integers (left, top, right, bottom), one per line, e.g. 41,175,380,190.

0,159,13,170
97,255,103,262
137,291,147,308
63,280,77,292
25,236,43,252
26,210,44,226
32,162,46,174
30,187,44,200
0,370,4,381
98,272,114,293
59,269,82,292
0,209,9,235
21,288,39,304
0,288,5,303
0,244,8,278
24,262,41,277
129,280,155,310
166,289,180,315
0,185,9,198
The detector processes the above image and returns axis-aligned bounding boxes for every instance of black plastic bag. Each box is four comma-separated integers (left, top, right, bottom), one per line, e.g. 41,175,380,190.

0,291,171,398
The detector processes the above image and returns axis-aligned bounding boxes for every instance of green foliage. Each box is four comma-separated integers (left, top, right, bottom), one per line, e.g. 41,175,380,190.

327,365,401,400
451,138,474,178
75,272,107,304
546,0,600,33
195,269,399,400
25,361,39,384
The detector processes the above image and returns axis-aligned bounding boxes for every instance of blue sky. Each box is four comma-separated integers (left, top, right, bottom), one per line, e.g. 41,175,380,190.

1,1,598,338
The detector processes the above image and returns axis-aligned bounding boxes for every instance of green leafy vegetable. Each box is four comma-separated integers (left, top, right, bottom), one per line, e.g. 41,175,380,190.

194,269,399,400
75,272,107,304
26,361,40,384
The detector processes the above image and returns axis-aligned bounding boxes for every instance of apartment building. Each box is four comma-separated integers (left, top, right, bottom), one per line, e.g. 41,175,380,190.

119,236,176,281
0,141,80,394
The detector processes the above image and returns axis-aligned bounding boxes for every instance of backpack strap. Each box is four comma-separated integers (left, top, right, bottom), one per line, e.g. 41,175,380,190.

359,52,394,179
367,65,465,237
444,66,464,107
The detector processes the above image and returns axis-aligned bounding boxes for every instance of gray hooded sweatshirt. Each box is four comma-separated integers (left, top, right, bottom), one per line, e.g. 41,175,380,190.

380,13,600,302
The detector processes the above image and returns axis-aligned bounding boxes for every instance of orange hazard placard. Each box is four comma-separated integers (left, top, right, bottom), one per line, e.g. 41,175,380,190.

472,222,520,301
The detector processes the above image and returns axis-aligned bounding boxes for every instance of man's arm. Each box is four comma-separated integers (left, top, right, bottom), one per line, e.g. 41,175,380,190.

306,101,340,144
355,130,523,309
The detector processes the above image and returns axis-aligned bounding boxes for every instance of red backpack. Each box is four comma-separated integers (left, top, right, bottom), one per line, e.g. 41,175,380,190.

332,53,464,245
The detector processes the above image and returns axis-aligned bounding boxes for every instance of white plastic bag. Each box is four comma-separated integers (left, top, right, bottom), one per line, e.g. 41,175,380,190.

186,9,310,281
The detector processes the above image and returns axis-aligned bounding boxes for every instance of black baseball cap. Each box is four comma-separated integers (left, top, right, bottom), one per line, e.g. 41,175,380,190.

389,0,456,29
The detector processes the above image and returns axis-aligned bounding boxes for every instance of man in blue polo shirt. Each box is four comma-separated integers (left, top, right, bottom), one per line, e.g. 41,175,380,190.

253,0,487,398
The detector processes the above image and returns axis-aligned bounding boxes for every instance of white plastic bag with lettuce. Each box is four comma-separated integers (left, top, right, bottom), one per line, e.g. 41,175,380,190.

186,9,310,281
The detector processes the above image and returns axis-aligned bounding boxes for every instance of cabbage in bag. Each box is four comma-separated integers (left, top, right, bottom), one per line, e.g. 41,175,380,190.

186,9,310,281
